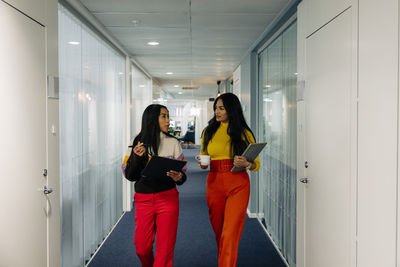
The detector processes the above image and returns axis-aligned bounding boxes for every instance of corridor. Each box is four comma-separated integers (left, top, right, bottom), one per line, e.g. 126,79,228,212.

88,148,286,267
3,0,399,266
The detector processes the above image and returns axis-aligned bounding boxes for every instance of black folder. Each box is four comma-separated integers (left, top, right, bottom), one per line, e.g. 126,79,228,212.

142,155,186,179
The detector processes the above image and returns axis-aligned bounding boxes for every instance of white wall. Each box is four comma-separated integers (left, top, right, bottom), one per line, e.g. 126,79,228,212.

304,0,351,37
45,1,60,265
195,100,211,145
5,0,46,24
239,54,251,123
123,57,132,212
233,65,241,99
296,3,306,267
298,0,400,266
234,53,258,214
230,54,252,126
358,0,398,266
2,0,60,266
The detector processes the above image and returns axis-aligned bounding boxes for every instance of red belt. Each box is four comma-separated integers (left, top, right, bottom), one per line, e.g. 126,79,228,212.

210,159,234,172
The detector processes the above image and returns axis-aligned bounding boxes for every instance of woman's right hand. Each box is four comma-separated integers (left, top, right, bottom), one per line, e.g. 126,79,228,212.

133,142,145,157
195,155,208,169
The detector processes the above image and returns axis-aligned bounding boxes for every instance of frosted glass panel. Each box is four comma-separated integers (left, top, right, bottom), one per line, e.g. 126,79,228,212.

59,5,125,267
258,21,297,267
131,65,152,139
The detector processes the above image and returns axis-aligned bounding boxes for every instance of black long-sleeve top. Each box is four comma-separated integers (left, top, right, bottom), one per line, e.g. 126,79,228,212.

123,132,187,193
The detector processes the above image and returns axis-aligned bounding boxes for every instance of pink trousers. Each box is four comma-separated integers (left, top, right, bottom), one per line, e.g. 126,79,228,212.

134,188,179,267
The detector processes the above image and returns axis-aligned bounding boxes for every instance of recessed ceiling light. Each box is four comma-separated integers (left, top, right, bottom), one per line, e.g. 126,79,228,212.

148,41,159,46
265,85,271,88
166,72,173,75
131,19,140,25
174,85,179,87
139,84,145,88
68,41,80,45
178,92,183,94
118,72,124,75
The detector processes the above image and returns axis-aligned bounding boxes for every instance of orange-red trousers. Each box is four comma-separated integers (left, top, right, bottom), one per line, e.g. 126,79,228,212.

206,159,250,267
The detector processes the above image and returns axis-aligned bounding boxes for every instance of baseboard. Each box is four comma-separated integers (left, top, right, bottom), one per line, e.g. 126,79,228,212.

85,212,126,266
246,210,264,218
256,218,290,267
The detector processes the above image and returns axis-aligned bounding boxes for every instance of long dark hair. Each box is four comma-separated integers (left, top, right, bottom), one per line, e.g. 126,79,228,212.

202,93,255,157
134,104,174,156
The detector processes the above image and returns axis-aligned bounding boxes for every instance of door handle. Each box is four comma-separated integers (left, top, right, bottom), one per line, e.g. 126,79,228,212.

43,185,53,195
300,177,309,184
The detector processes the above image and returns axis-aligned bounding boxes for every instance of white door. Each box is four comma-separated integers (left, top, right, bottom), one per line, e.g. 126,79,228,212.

0,2,48,266
301,9,352,267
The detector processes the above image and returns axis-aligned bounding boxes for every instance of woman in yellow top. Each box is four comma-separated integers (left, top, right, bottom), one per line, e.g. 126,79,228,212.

198,93,260,267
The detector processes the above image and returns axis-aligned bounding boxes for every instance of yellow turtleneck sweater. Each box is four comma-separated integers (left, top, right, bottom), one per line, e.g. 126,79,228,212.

200,122,260,171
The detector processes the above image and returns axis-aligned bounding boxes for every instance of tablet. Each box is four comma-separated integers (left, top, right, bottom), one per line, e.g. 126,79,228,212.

231,142,267,172
142,155,186,179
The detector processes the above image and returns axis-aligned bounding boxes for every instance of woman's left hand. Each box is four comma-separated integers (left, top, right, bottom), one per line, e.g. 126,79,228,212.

167,170,183,182
233,156,250,168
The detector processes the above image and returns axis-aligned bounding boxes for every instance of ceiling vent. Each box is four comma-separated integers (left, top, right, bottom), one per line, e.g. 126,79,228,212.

182,86,199,90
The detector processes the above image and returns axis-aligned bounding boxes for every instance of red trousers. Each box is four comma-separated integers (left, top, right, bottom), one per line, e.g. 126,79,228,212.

207,159,250,267
134,188,179,267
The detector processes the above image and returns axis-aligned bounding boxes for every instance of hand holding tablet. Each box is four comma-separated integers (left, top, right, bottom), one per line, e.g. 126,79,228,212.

231,142,267,172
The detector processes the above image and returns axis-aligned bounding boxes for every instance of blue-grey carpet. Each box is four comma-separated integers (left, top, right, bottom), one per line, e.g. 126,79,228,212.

88,148,286,267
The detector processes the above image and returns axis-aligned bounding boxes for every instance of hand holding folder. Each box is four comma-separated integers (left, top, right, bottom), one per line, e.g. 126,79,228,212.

142,156,186,180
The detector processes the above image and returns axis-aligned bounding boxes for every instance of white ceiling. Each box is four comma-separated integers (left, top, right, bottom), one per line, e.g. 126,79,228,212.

80,0,290,99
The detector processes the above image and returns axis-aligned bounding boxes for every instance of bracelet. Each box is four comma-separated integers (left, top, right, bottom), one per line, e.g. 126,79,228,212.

246,162,252,170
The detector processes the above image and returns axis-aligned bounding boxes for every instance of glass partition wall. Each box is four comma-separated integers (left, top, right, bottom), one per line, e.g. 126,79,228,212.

59,5,126,267
258,21,297,267
130,65,152,139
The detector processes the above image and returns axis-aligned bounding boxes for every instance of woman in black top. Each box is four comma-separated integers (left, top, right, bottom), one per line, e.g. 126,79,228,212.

122,104,187,267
